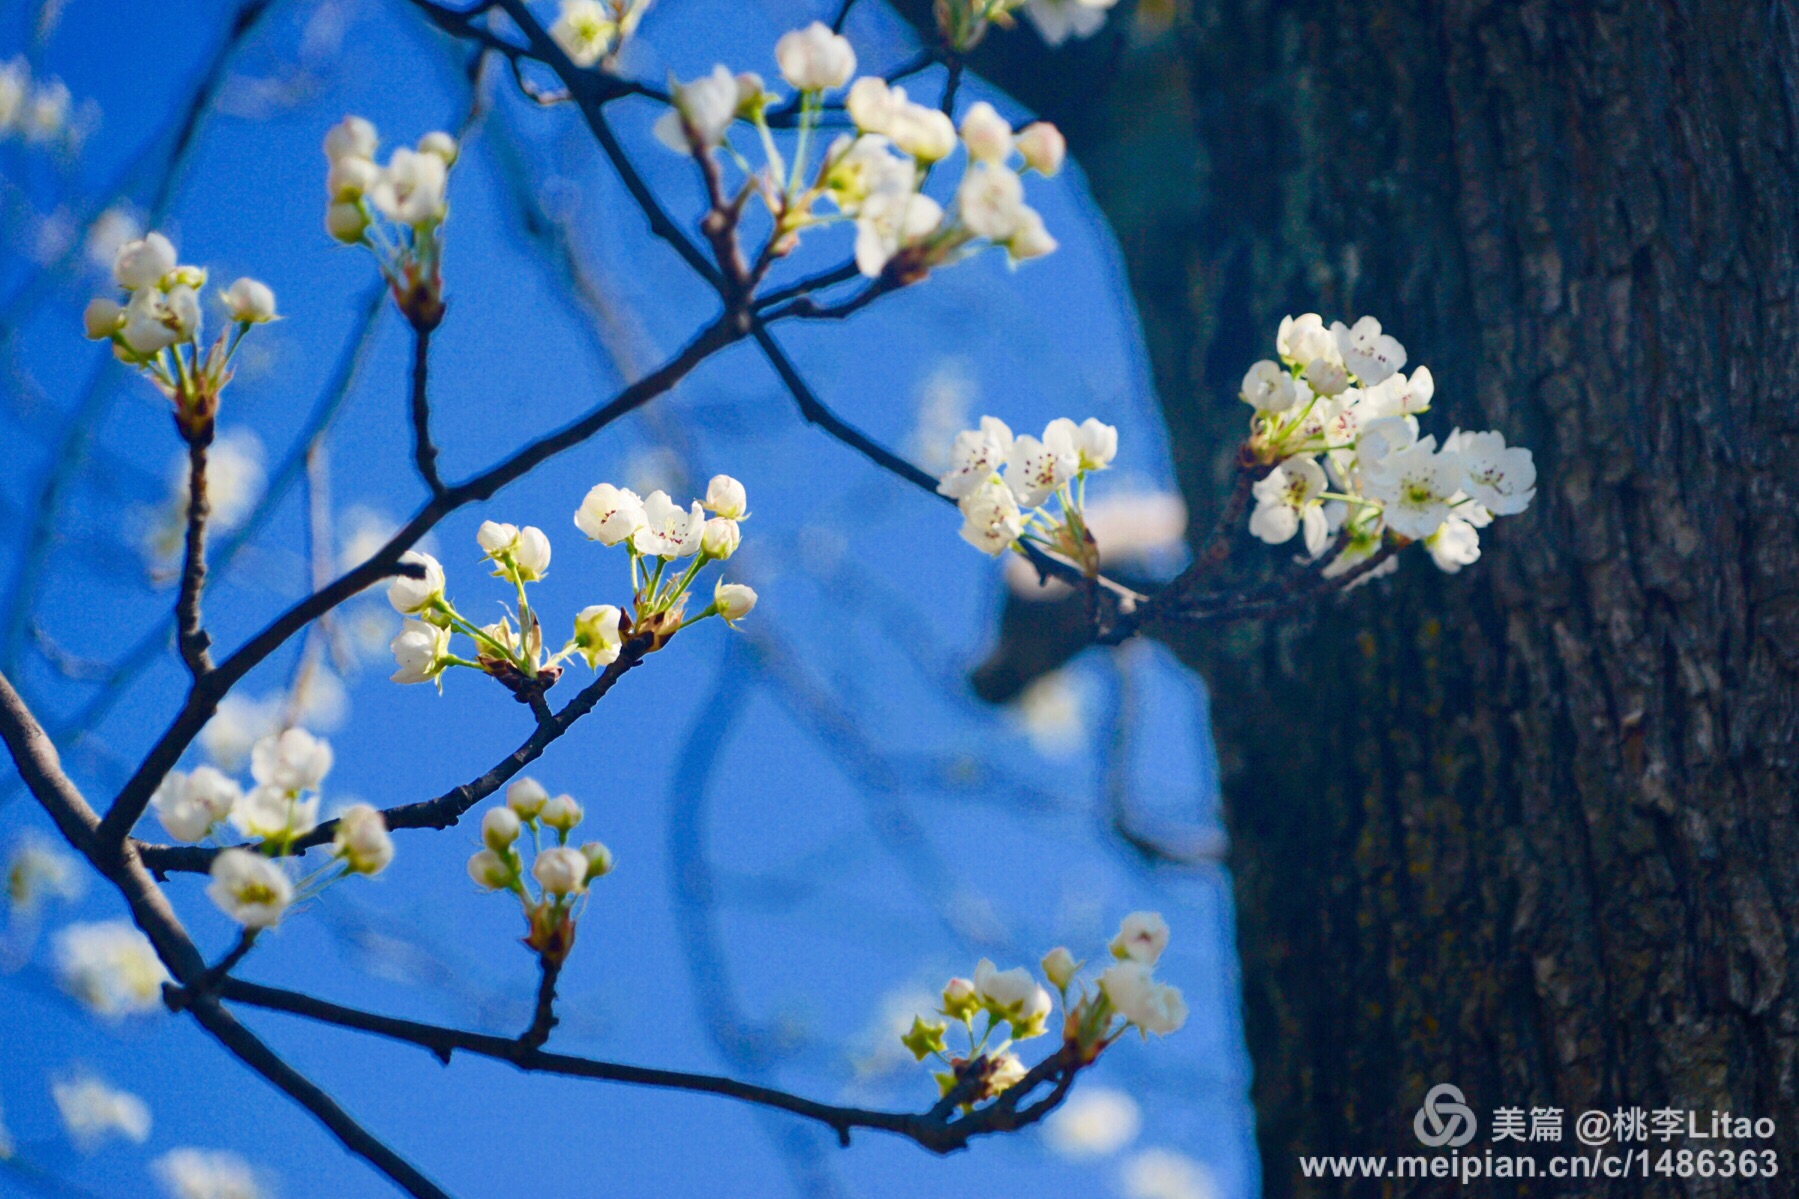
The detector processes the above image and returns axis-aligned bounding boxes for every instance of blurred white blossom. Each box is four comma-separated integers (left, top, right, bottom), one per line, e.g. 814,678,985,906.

52,1073,152,1151
53,921,169,1016
154,1148,267,1199
1044,1086,1141,1158
1120,1148,1222,1199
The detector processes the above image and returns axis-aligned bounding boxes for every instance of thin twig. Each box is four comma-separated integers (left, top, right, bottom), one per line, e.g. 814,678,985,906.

175,440,213,677
518,954,562,1050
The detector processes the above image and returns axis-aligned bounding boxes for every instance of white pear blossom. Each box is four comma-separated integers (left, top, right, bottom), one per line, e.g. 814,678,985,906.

573,603,624,668
1045,416,1118,472
655,66,742,152
533,846,589,896
1041,946,1079,990
151,766,241,843
1425,517,1481,573
714,580,758,625
1332,315,1406,386
1109,911,1170,965
250,728,333,792
483,805,522,851
957,162,1026,241
1362,365,1434,416
1248,457,1329,555
53,922,170,1016
387,550,445,614
701,517,740,560
776,22,857,91
1276,313,1340,368
507,777,549,819
541,794,583,832
326,151,378,199
153,1148,266,1199
467,848,513,890
1014,121,1066,176
83,296,123,339
633,491,706,558
1120,1148,1219,1199
1448,428,1536,515
222,278,277,324
987,1049,1028,1094
119,286,182,355
575,482,647,545
854,184,943,277
957,476,1024,555
6,835,84,910
846,77,902,134
1005,207,1058,263
1241,359,1298,413
417,131,459,165
1045,1087,1142,1159
113,232,176,290
370,148,448,227
1026,0,1116,46
480,522,552,580
703,474,749,520
323,115,377,163
888,103,956,163
53,1074,152,1151
973,958,1047,1017
1302,357,1351,397
551,0,616,67
959,101,1014,163
332,804,393,875
390,618,451,685
1006,426,1079,508
199,693,282,772
208,848,293,928
1362,437,1461,539
937,416,1015,498
230,785,320,843
581,840,615,879
1098,960,1188,1035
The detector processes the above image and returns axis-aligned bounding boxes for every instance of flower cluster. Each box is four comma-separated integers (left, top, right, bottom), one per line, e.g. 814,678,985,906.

0,56,94,151
80,232,277,441
937,414,1118,568
549,0,652,67
386,479,755,698
322,116,458,329
655,23,1063,282
467,778,614,964
1240,314,1536,578
899,912,1185,1106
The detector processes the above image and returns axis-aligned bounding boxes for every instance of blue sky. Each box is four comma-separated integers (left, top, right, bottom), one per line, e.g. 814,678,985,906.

0,0,1256,1196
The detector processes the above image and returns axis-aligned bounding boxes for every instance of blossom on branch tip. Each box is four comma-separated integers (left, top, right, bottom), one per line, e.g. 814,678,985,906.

333,804,393,875
387,550,446,615
483,806,522,850
541,794,583,833
467,848,514,891
1006,425,1079,507
533,846,589,896
633,491,706,559
370,148,448,227
1097,960,1187,1036
958,476,1025,556
507,777,549,820
1015,121,1066,175
574,482,647,546
323,115,376,163
959,102,1013,164
1109,911,1170,966
1332,315,1406,387
776,22,856,92
207,848,293,929
580,840,615,880
1248,457,1329,556
713,580,758,625
479,521,552,580
389,618,451,685
1041,946,1079,990
654,66,747,152
230,785,320,844
573,603,624,668
701,517,740,560
250,728,332,793
113,232,176,291
937,416,1014,498
703,474,749,520
221,277,277,324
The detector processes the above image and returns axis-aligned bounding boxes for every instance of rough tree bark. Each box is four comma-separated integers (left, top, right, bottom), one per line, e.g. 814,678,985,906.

939,0,1799,1193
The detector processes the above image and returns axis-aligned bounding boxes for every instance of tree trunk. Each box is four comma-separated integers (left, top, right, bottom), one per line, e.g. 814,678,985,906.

949,0,1799,1193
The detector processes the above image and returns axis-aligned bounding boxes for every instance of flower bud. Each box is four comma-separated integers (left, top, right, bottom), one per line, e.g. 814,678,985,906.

1005,208,1057,263
467,848,512,890
333,804,394,875
326,154,379,201
482,806,521,851
386,551,445,616
223,277,278,324
1041,946,1078,990
959,101,1013,164
1109,911,1170,966
164,285,201,340
580,840,614,881
113,232,176,291
532,846,588,896
506,777,548,820
324,115,378,163
703,474,749,520
713,580,757,626
514,526,552,580
942,976,980,1020
1014,122,1066,177
701,517,740,560
417,130,459,165
540,794,583,833
327,201,369,244
82,297,123,340
775,22,857,92
573,604,623,669
477,520,518,558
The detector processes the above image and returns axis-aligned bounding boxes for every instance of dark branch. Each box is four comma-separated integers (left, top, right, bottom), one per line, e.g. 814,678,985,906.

175,440,214,677
518,955,562,1051
410,327,448,498
218,976,1080,1154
